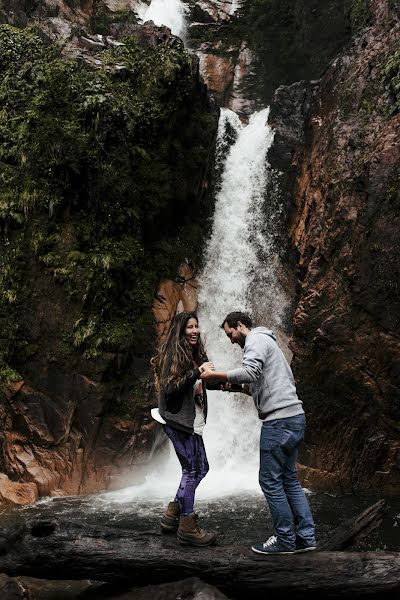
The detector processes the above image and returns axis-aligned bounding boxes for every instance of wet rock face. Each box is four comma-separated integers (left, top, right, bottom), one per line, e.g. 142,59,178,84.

187,1,257,117
0,377,157,503
270,0,400,494
193,1,236,23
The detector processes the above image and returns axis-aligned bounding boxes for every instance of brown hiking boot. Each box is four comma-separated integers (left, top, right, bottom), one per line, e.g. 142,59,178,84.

177,513,217,546
160,501,180,533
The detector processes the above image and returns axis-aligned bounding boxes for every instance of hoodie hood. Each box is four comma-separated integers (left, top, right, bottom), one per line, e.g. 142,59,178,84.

248,326,276,342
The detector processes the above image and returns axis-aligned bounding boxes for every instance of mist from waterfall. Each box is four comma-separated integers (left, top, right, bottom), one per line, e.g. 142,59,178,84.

136,0,188,40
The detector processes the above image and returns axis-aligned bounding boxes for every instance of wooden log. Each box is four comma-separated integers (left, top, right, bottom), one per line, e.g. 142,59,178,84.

317,498,386,551
0,500,398,599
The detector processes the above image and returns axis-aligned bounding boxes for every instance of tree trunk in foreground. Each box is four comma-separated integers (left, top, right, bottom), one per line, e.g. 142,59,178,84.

0,500,398,599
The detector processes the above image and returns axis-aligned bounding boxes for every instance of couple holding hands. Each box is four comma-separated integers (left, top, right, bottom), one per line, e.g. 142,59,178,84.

151,311,316,555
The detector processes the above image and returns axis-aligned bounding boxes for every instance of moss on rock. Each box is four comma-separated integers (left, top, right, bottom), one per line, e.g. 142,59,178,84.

0,24,218,383
349,0,372,32
382,49,400,115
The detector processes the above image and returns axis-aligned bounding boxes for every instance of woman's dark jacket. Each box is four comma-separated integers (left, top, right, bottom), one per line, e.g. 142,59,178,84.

158,356,219,434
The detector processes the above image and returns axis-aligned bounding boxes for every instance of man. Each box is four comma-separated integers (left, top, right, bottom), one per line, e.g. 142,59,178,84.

200,311,317,555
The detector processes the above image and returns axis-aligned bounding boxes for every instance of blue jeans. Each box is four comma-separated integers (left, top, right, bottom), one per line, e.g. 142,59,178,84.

259,414,316,549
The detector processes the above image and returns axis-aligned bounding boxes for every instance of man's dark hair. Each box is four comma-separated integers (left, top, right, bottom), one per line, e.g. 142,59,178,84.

220,311,253,329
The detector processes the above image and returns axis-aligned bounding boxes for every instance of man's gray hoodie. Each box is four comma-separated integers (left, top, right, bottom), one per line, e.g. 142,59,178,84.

227,327,304,421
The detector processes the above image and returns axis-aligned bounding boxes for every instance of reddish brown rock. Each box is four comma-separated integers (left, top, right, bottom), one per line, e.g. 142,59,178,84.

153,260,199,344
0,377,156,503
197,48,236,107
270,0,400,494
0,473,39,505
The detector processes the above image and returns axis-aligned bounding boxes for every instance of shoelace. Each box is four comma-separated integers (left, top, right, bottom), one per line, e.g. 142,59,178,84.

262,535,277,548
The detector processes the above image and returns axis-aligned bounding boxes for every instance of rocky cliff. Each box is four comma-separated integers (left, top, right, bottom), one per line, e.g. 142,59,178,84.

186,0,354,117
269,0,400,494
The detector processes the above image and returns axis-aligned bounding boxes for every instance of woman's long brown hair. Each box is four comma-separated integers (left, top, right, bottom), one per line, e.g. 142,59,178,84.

151,312,207,391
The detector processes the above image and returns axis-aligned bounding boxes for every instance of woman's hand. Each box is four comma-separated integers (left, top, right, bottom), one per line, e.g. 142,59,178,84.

199,362,215,374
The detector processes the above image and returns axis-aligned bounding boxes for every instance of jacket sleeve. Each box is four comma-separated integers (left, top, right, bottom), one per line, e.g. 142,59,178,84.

227,333,269,384
206,380,225,390
163,355,201,396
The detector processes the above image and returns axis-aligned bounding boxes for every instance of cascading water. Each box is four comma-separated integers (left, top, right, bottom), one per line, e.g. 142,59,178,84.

105,107,291,503
229,1,242,14
136,0,188,40
196,108,276,496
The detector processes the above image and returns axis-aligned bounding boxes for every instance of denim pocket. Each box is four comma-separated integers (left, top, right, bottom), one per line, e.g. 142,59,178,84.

261,416,305,454
282,414,305,431
260,422,283,451
281,423,304,453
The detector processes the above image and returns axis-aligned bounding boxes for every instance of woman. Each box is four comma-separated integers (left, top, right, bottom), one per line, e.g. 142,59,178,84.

151,311,218,547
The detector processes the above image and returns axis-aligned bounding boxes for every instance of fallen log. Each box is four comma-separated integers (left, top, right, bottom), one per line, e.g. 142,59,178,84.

317,498,386,550
0,500,398,599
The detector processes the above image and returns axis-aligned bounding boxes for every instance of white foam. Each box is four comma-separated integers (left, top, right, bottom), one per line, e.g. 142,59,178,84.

136,0,188,40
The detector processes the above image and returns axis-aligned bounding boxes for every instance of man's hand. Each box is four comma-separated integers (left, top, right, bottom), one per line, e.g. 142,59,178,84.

200,369,226,382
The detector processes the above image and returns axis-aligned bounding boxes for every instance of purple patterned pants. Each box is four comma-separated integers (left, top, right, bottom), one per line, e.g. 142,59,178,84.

164,425,209,516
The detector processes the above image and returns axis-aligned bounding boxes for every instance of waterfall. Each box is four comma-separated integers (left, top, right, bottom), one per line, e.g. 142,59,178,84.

108,107,293,503
103,4,293,503
196,107,277,495
230,1,242,15
136,0,188,40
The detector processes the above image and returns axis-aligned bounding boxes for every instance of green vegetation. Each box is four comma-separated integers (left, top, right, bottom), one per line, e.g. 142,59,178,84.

359,98,374,113
385,180,400,206
382,50,400,115
0,24,217,380
349,0,372,33
89,5,139,34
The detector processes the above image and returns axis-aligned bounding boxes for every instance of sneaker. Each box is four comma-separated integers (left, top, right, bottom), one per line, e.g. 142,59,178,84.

251,535,295,555
294,538,317,553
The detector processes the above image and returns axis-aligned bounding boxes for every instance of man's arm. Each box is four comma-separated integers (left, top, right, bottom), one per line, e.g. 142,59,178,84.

200,370,228,383
201,371,251,395
201,332,268,387
227,334,268,384
201,354,262,386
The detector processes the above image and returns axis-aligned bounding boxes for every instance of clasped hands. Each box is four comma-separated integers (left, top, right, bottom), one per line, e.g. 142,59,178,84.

200,363,250,394
199,362,219,380
198,361,215,374
199,362,225,389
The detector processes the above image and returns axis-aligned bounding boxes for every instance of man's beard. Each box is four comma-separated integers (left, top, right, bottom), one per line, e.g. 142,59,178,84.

237,333,246,348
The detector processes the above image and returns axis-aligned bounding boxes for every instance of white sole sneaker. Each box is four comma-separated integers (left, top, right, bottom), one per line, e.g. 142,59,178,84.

293,546,317,553
251,545,295,555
